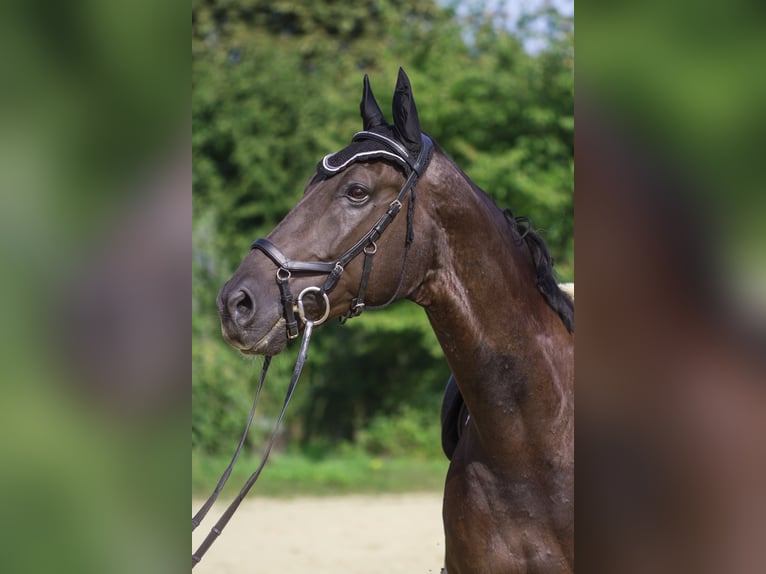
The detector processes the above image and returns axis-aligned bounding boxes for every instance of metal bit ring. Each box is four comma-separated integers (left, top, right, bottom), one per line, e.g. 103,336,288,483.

296,286,331,326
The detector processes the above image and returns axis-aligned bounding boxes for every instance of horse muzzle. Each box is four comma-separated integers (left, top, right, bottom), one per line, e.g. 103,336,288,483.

217,280,288,356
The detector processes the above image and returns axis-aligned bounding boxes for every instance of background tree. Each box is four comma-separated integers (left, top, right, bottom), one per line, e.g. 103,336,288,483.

192,0,573,456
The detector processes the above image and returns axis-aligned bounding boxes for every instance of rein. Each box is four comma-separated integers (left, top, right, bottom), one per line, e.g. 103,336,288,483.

192,132,433,568
191,355,270,532
192,312,318,568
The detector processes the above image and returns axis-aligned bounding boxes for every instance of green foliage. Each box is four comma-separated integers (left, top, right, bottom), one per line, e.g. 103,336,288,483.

191,335,256,454
192,450,449,497
358,405,444,459
296,303,449,448
192,0,573,458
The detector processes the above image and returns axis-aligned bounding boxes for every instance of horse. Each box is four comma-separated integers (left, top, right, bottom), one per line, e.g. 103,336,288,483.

217,68,574,574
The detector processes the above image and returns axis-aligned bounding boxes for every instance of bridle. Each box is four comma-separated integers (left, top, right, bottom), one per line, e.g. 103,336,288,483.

192,131,433,568
252,131,433,337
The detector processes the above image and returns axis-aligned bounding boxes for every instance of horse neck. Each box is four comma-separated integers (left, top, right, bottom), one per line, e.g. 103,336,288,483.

414,167,574,467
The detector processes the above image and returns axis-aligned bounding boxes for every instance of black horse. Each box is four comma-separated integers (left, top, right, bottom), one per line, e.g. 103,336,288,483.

218,69,574,573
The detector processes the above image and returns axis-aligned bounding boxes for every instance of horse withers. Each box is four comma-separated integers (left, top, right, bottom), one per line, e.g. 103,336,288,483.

218,69,574,573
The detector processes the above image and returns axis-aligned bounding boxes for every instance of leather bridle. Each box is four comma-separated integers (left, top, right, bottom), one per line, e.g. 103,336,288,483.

192,132,433,569
252,131,433,338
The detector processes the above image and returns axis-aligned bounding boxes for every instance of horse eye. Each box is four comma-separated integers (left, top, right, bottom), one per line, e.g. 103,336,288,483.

345,185,369,204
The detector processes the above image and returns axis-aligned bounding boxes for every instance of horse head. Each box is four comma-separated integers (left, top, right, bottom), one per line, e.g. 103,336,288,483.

217,69,439,355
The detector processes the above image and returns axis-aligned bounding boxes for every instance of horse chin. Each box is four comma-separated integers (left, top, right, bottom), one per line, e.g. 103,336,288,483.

244,317,289,356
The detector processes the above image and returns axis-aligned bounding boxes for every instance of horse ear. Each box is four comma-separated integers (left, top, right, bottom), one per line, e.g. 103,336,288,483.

392,67,422,153
360,74,387,130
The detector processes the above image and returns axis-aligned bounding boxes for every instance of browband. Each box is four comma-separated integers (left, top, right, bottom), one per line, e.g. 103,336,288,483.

320,131,431,176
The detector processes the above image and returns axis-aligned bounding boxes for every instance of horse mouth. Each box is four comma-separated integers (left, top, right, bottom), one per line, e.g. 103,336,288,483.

250,317,290,355
224,317,288,356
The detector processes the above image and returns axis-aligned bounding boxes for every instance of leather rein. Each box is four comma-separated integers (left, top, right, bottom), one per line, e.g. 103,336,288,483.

192,132,433,568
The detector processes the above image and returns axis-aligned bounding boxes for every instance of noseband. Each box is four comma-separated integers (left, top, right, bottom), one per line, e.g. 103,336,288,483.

252,131,433,338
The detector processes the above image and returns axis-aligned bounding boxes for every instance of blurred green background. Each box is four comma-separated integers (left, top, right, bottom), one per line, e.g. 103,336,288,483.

0,0,188,571
577,0,766,301
191,0,574,492
5,0,762,570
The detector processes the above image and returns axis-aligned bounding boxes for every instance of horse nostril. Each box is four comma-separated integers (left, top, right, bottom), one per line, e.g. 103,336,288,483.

228,288,255,325
235,293,252,315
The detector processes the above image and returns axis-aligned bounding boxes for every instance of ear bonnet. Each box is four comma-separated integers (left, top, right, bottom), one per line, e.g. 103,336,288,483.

318,69,433,177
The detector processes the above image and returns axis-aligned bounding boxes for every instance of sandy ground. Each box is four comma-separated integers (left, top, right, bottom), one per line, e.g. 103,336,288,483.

192,493,446,573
